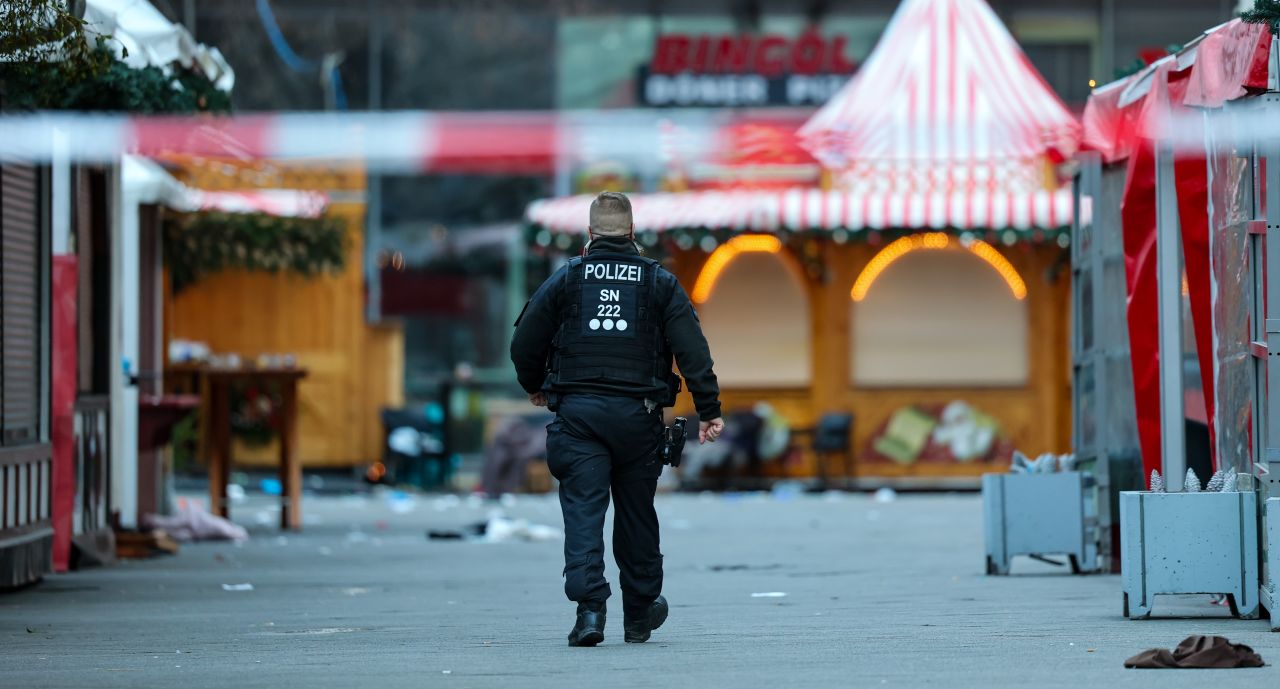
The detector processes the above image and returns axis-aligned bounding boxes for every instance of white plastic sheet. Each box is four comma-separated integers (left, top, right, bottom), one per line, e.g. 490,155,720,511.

1206,106,1255,474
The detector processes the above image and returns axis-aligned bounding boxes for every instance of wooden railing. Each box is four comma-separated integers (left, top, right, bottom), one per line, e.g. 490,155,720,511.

73,396,111,541
0,443,54,588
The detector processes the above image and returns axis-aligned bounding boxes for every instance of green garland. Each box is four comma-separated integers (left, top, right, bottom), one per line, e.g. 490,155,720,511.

526,224,1072,259
526,224,1070,289
164,211,347,293
1243,0,1280,35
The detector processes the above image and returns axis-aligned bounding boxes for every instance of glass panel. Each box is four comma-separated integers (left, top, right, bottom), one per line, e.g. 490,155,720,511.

1077,361,1096,452
1078,268,1094,352
1079,207,1093,256
1105,352,1140,453
1100,167,1128,256
1100,258,1128,345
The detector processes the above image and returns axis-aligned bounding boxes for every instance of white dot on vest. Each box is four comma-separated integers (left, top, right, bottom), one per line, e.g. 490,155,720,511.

616,319,628,331
603,319,615,330
589,319,601,330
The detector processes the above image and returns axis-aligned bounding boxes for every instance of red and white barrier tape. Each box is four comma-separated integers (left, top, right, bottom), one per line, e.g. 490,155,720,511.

0,111,731,173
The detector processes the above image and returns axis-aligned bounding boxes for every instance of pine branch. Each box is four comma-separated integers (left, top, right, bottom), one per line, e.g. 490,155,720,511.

1242,0,1280,35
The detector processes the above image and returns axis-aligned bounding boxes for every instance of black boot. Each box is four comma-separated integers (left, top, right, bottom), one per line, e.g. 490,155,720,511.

624,595,668,643
568,602,606,647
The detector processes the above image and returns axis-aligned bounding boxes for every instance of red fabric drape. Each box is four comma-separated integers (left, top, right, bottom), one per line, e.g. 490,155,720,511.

1175,150,1217,468
51,256,78,572
1121,134,1162,483
1166,63,1219,469
1183,21,1272,108
1122,65,1222,481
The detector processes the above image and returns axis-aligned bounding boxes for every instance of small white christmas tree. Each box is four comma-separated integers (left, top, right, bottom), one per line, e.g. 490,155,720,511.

1206,470,1225,492
1221,467,1238,492
1184,468,1202,493
1150,470,1165,492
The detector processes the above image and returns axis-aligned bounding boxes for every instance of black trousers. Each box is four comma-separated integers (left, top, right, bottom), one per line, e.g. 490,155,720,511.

546,393,664,617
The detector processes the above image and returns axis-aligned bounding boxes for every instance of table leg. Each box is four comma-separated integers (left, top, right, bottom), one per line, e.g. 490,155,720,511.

210,381,231,519
279,382,301,531
197,374,211,499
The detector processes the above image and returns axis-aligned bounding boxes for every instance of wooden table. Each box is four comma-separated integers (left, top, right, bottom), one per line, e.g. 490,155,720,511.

168,366,308,530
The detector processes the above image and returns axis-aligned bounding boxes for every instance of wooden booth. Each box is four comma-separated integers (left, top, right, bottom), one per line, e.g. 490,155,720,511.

526,0,1079,487
158,156,404,469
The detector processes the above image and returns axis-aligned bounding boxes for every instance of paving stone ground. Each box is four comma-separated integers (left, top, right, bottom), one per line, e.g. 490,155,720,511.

1,490,1274,688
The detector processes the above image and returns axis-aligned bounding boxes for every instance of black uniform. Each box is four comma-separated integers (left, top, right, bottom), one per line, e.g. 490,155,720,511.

511,236,721,619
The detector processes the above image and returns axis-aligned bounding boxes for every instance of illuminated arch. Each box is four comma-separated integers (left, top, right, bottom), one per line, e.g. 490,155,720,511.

851,233,1028,302
691,234,785,304
696,238,811,387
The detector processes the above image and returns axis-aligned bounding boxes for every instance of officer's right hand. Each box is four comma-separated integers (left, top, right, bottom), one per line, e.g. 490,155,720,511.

699,417,724,444
529,392,548,407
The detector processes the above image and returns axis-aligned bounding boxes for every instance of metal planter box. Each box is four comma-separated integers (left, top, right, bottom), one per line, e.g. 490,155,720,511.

1120,490,1259,619
983,472,1098,575
1264,498,1280,630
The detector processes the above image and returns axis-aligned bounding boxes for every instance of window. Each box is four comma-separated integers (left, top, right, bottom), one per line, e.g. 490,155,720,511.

697,250,810,387
852,248,1028,387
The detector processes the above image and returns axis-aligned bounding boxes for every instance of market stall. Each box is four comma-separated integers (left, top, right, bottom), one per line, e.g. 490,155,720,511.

1079,16,1277,613
526,0,1080,486
157,152,405,471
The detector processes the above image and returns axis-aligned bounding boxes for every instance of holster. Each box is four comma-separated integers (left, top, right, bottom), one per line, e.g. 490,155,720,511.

661,417,687,468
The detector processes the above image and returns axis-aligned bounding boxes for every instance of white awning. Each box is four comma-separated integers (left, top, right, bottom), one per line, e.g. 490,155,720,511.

122,155,328,218
84,0,234,91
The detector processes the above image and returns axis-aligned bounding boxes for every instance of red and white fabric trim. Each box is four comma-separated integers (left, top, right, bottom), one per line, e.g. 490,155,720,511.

189,190,329,218
527,187,1076,234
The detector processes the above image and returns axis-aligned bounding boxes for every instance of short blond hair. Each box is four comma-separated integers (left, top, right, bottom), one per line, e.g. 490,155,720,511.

589,191,633,236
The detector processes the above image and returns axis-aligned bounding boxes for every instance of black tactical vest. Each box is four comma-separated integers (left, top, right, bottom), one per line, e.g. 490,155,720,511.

548,253,676,399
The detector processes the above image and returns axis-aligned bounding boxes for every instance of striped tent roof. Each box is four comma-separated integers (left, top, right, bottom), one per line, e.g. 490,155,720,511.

798,0,1079,180
527,0,1082,236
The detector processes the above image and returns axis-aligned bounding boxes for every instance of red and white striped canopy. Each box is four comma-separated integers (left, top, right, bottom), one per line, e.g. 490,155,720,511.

527,0,1082,236
798,0,1079,178
527,187,1076,234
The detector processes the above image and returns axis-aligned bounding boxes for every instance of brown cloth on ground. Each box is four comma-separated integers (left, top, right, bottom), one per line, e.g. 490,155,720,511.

1125,635,1264,669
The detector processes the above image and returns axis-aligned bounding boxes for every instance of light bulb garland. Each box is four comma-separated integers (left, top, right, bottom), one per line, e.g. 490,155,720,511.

524,224,1072,260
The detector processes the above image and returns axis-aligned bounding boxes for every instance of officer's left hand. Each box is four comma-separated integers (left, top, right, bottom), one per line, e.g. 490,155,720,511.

529,392,548,407
700,417,725,444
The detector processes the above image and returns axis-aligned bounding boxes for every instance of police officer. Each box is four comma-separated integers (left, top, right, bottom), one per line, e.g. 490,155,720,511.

511,191,724,647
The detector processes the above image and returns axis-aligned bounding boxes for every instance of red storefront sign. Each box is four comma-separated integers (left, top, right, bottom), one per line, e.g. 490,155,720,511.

651,32,857,76
640,31,858,108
